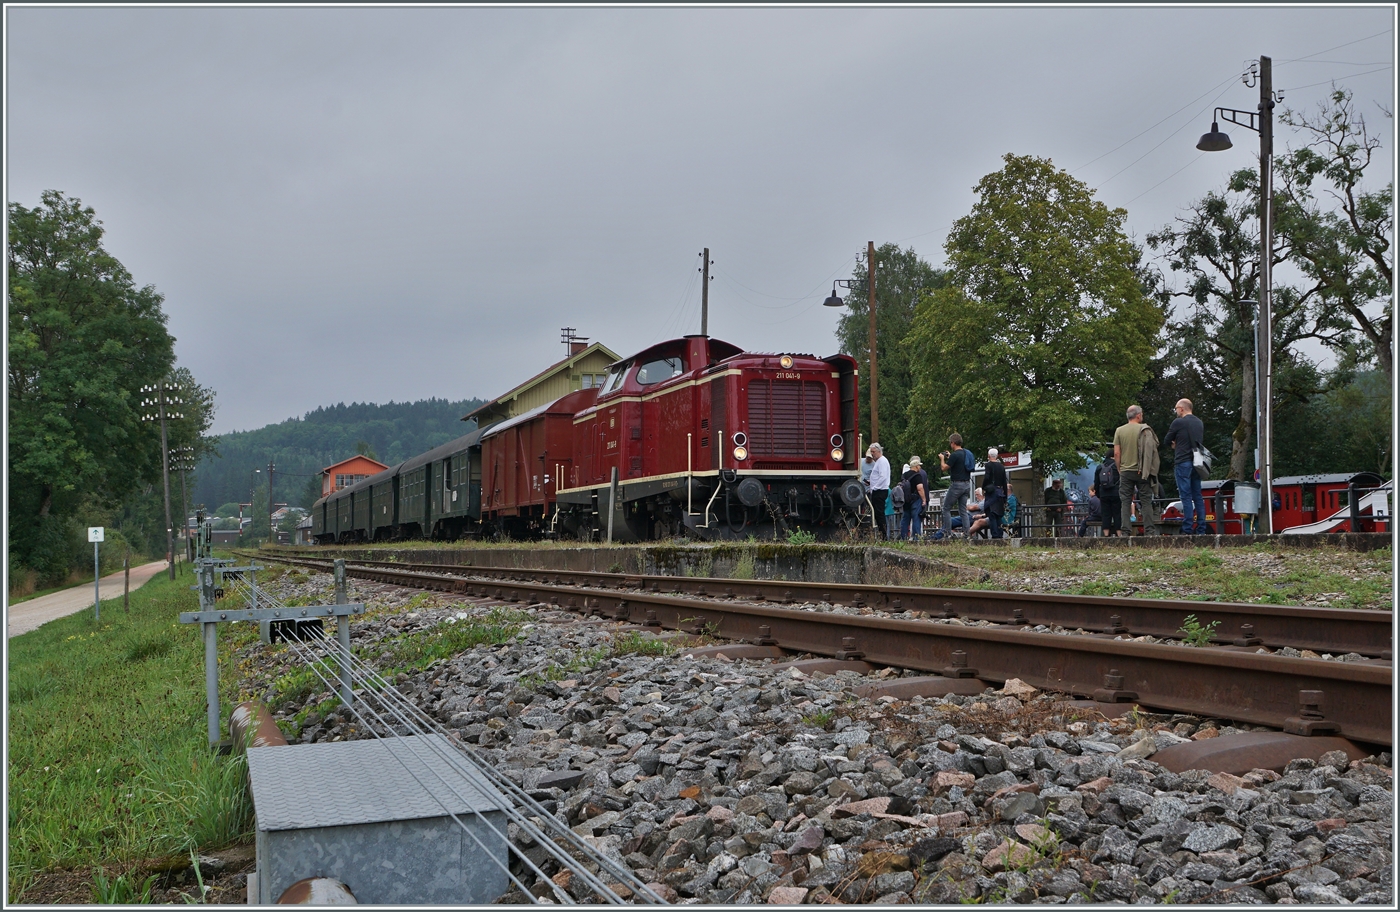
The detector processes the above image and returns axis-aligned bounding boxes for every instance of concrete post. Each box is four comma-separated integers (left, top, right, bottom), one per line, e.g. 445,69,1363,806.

204,621,220,745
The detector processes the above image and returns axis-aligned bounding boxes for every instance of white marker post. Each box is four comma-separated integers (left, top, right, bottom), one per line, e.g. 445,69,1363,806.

88,527,105,620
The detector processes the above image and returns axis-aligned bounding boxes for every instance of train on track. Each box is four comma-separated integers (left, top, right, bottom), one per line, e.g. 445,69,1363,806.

312,335,866,542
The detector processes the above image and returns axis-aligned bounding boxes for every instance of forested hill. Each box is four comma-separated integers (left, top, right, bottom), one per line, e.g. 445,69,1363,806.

194,398,485,511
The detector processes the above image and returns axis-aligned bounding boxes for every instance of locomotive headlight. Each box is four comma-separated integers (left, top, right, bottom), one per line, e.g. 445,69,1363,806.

733,446,748,461
831,448,844,462
779,355,794,369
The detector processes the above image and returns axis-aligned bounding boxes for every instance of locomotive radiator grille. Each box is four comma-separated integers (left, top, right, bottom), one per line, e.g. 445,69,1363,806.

747,380,827,457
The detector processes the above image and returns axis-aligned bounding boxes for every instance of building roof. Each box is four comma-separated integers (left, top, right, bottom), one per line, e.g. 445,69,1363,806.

322,454,390,475
463,341,619,423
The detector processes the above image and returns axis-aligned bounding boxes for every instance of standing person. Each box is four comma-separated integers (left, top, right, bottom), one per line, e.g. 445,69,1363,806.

900,457,929,541
865,444,891,540
938,434,975,539
1078,485,1103,537
1095,449,1123,537
1044,478,1068,536
1113,404,1160,535
1004,483,1020,537
1163,398,1207,535
887,474,902,539
981,448,1009,539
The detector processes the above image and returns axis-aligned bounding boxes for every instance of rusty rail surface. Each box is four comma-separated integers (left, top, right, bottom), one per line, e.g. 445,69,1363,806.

251,549,1392,658
245,552,1392,745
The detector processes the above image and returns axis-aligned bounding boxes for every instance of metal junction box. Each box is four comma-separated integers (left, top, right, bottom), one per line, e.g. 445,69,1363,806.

246,735,510,904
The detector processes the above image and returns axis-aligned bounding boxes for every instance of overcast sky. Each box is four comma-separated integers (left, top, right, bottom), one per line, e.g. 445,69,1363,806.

7,4,1394,434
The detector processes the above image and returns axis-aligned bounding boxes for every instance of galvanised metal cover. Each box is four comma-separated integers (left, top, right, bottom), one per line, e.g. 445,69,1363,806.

248,735,511,904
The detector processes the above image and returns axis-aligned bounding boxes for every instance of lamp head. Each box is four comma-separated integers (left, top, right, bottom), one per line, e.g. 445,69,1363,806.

1197,122,1233,152
822,286,845,308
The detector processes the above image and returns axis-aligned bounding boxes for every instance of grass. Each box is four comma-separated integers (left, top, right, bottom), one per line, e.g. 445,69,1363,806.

376,607,528,673
1177,613,1221,647
610,631,677,657
918,542,1392,611
6,569,254,903
800,709,835,728
519,647,610,690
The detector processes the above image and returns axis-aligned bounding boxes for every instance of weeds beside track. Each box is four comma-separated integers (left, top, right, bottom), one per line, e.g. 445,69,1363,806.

6,568,253,902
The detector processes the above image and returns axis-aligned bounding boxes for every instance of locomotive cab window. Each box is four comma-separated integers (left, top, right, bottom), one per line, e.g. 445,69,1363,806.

600,364,629,396
636,357,683,386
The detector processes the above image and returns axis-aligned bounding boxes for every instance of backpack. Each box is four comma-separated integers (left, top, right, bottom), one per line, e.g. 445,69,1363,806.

1099,457,1119,491
890,482,905,508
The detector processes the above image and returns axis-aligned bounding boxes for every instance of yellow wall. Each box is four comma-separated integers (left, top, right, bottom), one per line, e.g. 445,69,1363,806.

476,348,617,426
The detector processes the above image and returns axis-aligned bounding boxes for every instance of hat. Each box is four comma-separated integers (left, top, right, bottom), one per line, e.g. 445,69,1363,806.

902,463,911,474
909,456,922,467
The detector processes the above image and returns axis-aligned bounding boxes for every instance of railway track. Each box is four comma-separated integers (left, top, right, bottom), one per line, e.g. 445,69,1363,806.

242,550,1393,747
254,549,1393,658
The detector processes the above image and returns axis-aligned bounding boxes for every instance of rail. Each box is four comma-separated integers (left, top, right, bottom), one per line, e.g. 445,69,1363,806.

243,551,1392,746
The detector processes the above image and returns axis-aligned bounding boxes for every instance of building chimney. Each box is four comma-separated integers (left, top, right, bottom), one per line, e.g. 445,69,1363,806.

570,341,587,356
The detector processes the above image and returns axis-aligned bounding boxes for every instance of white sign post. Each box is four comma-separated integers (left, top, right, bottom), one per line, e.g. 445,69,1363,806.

88,527,105,620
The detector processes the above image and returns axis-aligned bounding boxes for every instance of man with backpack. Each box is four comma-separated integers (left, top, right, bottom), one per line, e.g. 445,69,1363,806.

1113,404,1160,535
980,448,1008,539
899,456,929,541
939,434,975,539
1164,398,1208,534
1094,449,1123,536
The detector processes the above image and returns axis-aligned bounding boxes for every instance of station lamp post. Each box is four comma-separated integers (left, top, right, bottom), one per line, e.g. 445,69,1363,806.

171,446,196,568
1196,55,1282,534
140,379,184,579
825,241,879,445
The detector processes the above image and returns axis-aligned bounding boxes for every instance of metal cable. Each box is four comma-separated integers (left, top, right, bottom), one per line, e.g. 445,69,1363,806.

277,637,572,904
233,574,661,903
224,578,572,903
283,632,662,903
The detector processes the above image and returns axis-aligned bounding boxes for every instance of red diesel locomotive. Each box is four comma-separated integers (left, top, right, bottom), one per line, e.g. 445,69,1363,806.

314,335,867,542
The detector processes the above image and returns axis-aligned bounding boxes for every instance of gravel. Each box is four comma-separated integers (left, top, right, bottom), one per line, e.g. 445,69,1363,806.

243,569,1394,905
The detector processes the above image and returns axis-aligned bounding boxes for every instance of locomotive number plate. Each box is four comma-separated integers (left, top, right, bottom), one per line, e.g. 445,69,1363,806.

775,372,801,379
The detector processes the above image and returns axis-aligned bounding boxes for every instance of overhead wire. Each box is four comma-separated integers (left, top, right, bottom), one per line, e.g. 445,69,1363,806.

225,572,662,904
1282,66,1393,92
1277,28,1393,63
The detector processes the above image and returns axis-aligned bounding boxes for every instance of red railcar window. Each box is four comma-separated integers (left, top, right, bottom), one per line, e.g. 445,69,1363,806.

747,380,827,457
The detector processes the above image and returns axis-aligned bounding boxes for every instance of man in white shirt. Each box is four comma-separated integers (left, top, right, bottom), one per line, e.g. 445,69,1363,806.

865,443,891,539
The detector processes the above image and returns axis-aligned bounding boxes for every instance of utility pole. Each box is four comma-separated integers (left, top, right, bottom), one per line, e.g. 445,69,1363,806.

866,240,879,445
699,248,712,336
268,462,276,542
1257,55,1275,535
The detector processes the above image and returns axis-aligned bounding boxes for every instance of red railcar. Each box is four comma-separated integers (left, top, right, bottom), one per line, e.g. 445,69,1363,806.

477,388,598,538
1162,472,1390,534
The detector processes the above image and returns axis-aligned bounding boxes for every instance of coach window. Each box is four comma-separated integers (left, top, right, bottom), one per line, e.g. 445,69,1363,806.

636,357,683,386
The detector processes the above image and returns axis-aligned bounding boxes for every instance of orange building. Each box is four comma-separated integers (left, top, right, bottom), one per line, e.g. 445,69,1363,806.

321,455,391,499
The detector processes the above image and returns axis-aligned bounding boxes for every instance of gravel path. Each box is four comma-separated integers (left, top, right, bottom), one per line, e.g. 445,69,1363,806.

241,570,1394,905
7,560,169,638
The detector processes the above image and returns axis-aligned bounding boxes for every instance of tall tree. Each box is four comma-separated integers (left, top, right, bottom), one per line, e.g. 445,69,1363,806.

8,191,177,580
832,244,947,469
905,154,1162,475
1276,88,1393,379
